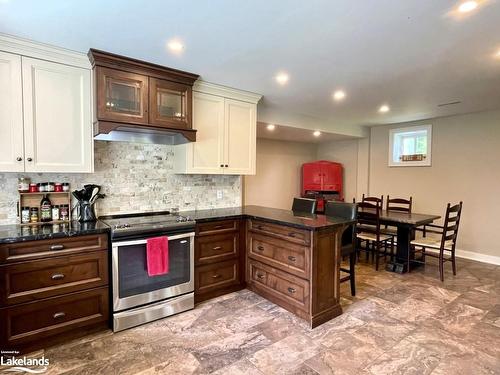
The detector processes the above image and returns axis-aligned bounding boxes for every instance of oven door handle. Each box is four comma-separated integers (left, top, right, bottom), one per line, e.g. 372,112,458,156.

112,232,195,247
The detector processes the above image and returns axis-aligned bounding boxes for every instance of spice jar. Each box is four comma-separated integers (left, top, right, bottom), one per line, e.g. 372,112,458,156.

39,183,46,193
21,207,30,224
18,177,30,193
52,205,60,221
47,182,55,192
60,204,69,221
62,183,70,192
54,183,63,192
29,183,38,193
30,207,39,223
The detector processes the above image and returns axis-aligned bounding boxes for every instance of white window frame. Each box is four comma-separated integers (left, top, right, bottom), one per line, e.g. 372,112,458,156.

388,124,432,167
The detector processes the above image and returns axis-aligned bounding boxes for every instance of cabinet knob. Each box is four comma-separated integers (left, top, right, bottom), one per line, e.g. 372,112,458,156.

288,256,296,262
257,245,264,251
212,246,222,251
53,312,66,319
27,157,33,162
16,157,22,162
225,164,228,168
212,274,221,279
51,273,65,280
220,164,224,168
287,287,296,294
256,273,264,279
288,232,297,238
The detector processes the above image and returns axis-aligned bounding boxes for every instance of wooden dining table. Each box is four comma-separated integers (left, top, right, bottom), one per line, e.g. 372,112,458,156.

376,210,441,273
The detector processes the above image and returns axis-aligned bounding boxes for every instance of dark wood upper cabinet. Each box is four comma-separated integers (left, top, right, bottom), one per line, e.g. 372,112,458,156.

88,49,199,141
149,77,192,129
96,66,149,124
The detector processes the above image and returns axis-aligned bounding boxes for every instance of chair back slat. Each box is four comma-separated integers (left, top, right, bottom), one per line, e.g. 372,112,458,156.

386,196,412,213
362,194,384,209
356,202,381,235
440,202,463,250
292,197,317,214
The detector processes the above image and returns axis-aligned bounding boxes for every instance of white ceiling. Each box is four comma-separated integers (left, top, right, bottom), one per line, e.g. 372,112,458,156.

257,122,354,144
2,0,499,136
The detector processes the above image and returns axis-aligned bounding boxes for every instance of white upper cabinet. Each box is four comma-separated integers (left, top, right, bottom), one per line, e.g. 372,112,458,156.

0,51,24,172
0,34,93,173
174,81,261,175
22,57,92,173
224,99,256,175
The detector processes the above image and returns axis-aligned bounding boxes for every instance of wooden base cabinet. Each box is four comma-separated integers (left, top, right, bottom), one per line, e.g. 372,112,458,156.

0,234,110,353
247,220,346,328
194,219,246,303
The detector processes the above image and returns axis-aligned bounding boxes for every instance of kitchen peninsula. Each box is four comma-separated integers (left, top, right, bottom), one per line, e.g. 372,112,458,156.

186,205,355,328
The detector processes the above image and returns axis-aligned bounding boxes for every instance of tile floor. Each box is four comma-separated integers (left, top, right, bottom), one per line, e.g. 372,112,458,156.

20,258,500,374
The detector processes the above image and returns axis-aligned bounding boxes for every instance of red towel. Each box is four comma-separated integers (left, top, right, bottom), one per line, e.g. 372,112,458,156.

146,236,169,276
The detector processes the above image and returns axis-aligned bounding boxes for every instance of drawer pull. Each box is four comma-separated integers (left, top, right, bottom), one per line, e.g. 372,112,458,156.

256,273,264,279
51,273,65,280
288,256,296,262
214,225,223,229
257,225,264,230
257,245,265,251
288,287,296,294
212,246,222,250
50,244,65,251
53,312,66,319
212,274,221,279
288,232,297,238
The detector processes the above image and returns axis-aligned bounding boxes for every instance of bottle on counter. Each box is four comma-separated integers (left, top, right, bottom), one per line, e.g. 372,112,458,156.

52,205,60,221
21,206,30,224
60,204,69,221
40,194,52,222
30,207,39,223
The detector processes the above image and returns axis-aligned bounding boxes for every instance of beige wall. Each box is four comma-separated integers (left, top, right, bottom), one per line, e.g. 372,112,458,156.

316,139,359,202
244,139,317,210
369,109,500,258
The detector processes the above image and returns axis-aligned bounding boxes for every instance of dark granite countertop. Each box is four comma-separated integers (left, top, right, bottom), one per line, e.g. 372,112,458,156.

183,205,354,231
0,221,110,244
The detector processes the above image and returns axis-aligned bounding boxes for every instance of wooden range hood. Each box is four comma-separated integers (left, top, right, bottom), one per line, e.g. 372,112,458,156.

88,49,199,144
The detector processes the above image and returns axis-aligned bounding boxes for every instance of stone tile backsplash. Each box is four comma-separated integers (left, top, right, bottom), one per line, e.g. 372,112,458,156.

0,141,242,225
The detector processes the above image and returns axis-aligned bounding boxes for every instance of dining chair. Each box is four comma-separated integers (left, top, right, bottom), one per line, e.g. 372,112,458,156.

325,201,357,296
291,197,317,214
362,194,384,209
410,202,463,281
382,196,413,237
356,201,394,270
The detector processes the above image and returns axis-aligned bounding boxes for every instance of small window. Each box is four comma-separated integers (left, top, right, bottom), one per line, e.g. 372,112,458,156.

388,125,432,167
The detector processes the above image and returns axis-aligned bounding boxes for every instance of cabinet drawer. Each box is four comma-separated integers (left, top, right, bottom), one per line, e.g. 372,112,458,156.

248,233,310,279
0,287,108,348
248,219,310,246
248,260,309,313
196,220,239,236
196,232,239,265
195,260,239,294
0,251,108,306
0,234,108,264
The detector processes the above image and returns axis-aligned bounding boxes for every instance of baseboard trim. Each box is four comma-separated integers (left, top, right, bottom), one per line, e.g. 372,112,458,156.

425,248,500,266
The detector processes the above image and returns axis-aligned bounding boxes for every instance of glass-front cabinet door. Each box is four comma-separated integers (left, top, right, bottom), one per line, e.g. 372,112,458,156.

149,77,192,129
96,66,149,124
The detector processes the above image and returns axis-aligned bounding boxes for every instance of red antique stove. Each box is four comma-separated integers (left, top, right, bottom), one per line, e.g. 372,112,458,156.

301,160,343,212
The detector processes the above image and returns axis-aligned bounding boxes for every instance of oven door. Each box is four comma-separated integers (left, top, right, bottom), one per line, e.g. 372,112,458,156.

112,232,194,312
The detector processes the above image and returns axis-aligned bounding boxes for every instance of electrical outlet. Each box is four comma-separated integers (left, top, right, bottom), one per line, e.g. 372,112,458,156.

217,190,223,199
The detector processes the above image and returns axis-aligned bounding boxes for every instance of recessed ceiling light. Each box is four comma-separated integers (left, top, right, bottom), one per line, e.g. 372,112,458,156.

167,39,184,53
378,105,390,113
266,124,276,131
458,1,478,13
495,49,500,59
275,72,289,85
313,130,321,137
333,90,346,101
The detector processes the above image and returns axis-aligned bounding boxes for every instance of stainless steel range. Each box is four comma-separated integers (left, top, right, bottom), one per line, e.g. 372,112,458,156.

99,211,195,332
